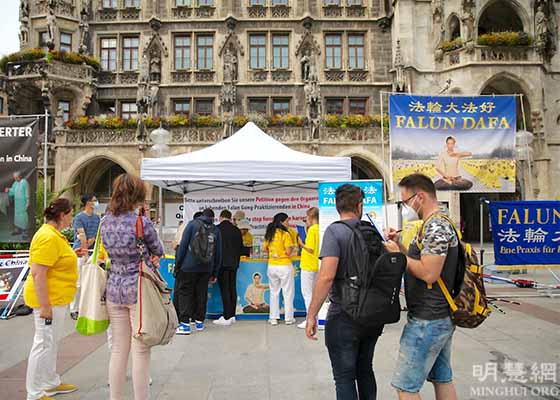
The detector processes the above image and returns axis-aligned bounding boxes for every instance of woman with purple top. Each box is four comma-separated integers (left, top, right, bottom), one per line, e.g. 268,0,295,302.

101,174,163,400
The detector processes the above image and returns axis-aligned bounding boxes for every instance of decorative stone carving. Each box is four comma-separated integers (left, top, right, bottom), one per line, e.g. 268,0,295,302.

479,47,530,62
121,7,140,19
296,23,321,82
248,5,267,18
171,71,191,82
325,70,345,81
348,70,368,81
120,71,139,84
535,5,548,55
20,0,30,47
271,70,291,81
223,47,238,83
173,6,192,18
98,8,118,20
461,0,476,43
66,129,137,144
79,7,90,55
20,0,30,20
271,5,290,18
36,0,75,17
393,40,406,92
323,5,343,18
250,70,268,81
149,53,161,83
143,22,168,84
195,6,215,18
195,71,215,82
304,77,321,140
98,71,117,84
220,84,236,113
346,5,365,18
432,0,443,24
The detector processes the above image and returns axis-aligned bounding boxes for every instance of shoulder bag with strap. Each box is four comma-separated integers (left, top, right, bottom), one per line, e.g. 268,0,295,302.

417,213,491,328
133,215,179,347
76,223,110,336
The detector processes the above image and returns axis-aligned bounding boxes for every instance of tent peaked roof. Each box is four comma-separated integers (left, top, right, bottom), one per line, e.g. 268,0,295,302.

141,122,351,193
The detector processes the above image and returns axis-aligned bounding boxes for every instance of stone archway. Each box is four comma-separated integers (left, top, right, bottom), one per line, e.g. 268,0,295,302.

351,156,383,180
447,14,461,41
477,0,528,36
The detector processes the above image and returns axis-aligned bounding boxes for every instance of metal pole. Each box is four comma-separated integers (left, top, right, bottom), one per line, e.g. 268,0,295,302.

380,91,389,227
43,109,49,210
158,186,163,236
479,200,484,264
519,94,532,200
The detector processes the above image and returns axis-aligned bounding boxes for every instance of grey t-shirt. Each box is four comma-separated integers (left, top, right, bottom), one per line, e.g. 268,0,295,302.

319,218,361,318
405,214,459,320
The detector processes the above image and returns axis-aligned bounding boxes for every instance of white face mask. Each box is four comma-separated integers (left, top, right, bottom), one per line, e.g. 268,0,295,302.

401,196,420,222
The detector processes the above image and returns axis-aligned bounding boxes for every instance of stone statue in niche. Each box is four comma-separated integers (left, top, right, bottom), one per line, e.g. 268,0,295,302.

223,47,238,83
300,48,311,81
535,4,548,53
148,84,159,117
46,8,58,50
149,52,161,83
462,10,475,43
20,0,29,21
304,77,321,140
79,7,90,55
432,0,443,24
19,22,29,47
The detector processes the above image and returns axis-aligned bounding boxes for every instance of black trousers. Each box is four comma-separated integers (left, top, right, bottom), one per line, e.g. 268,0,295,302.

218,269,238,320
175,270,211,323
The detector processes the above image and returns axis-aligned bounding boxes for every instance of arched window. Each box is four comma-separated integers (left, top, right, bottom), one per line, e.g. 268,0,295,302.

478,1,524,35
94,164,126,198
448,15,461,41
351,157,383,180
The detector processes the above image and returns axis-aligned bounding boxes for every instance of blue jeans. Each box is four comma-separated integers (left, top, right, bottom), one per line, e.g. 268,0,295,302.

391,315,455,393
325,312,384,400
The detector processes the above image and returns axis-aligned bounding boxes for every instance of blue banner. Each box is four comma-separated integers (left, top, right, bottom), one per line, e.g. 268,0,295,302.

389,94,516,192
489,201,560,265
318,180,384,244
159,256,306,318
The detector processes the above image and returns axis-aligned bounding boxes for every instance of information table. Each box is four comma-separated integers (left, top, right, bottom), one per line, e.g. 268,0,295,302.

160,256,306,319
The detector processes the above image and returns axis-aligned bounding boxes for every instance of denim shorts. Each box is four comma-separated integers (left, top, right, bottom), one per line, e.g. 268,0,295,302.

391,315,455,393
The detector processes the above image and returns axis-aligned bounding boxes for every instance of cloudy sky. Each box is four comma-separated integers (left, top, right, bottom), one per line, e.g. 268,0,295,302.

0,1,21,56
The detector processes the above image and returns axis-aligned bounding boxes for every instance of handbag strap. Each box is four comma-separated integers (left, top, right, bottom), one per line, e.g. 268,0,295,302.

91,223,102,265
135,213,145,336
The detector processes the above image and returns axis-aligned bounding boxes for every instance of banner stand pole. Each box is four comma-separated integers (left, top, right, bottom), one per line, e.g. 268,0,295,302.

43,109,49,210
380,91,389,227
479,200,484,265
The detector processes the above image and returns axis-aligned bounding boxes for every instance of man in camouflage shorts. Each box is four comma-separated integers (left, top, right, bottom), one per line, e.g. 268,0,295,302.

385,173,459,400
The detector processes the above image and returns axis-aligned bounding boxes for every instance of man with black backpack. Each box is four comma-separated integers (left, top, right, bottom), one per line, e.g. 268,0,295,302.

306,184,406,400
385,173,459,400
175,208,222,335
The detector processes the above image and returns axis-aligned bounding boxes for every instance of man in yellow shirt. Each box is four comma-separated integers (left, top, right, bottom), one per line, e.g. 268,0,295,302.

298,207,319,329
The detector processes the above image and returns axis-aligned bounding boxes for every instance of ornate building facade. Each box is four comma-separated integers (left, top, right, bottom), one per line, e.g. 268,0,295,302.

4,0,560,240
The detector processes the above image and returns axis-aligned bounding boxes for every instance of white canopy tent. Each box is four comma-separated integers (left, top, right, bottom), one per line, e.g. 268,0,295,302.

140,122,351,194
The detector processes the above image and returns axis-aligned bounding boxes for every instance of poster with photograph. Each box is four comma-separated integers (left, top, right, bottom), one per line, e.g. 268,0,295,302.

0,118,39,242
389,95,516,192
0,256,29,301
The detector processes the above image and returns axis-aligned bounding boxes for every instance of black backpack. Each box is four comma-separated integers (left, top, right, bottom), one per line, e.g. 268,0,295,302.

336,220,407,327
190,220,217,266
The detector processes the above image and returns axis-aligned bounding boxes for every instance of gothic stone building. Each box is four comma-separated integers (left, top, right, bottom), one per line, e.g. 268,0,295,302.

6,0,560,240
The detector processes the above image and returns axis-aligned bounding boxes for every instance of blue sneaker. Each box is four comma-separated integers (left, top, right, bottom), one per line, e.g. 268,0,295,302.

176,322,191,335
195,320,205,331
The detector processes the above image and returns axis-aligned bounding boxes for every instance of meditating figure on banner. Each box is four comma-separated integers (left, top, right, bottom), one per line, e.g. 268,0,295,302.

434,136,474,190
243,273,270,314
4,172,30,237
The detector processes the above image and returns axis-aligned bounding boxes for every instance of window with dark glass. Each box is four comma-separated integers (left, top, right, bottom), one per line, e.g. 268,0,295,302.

39,32,49,50
195,99,213,115
121,102,138,120
122,37,139,71
58,100,70,122
272,98,290,114
326,98,344,114
101,38,117,71
324,0,341,5
174,100,191,115
348,34,365,69
124,0,140,7
0,98,4,114
325,34,342,69
198,0,214,5
175,36,191,70
99,101,116,115
249,98,268,114
349,98,367,115
60,33,72,52
272,0,288,4
196,35,213,70
176,0,191,5
103,0,117,8
347,0,362,5
249,34,267,69
250,0,265,4
272,34,289,69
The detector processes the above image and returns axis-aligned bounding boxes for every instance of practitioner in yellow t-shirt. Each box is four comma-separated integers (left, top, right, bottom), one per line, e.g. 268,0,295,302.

263,212,295,325
24,198,88,400
297,207,320,329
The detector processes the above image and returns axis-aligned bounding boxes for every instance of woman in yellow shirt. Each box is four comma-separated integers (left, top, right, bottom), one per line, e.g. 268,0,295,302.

298,207,320,329
24,198,87,400
263,212,295,325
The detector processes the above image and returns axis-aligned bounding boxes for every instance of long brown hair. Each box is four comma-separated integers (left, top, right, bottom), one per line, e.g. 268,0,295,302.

108,173,146,216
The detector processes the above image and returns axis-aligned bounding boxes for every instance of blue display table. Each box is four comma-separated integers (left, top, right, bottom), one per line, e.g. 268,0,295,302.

159,256,306,320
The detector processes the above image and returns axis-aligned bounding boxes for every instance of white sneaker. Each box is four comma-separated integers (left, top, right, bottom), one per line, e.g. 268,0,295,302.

213,317,233,326
285,319,296,325
297,320,307,329
268,319,278,326
231,317,236,324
